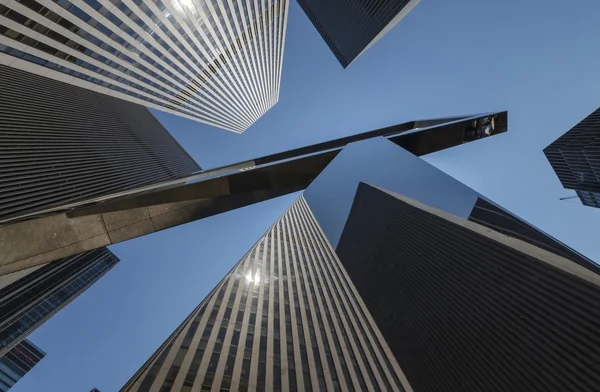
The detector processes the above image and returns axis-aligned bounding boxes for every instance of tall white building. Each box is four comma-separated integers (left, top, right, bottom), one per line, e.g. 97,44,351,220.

0,0,289,132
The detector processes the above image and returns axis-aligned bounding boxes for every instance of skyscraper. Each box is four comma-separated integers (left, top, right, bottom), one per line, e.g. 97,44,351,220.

336,183,600,391
303,130,594,272
0,339,45,392
122,195,410,392
0,64,200,224
297,0,420,67
0,247,119,357
544,106,600,208
0,0,289,132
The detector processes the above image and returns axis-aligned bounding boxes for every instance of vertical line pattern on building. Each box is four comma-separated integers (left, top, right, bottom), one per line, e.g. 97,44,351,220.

121,194,407,391
544,107,600,207
0,0,289,131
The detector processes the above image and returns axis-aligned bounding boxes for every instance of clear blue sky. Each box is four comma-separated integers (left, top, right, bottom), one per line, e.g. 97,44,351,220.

13,0,600,390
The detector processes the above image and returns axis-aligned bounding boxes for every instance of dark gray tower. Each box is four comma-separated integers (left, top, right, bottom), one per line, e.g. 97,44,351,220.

0,248,119,357
0,64,200,224
297,0,420,67
336,183,600,391
122,195,409,392
544,106,600,208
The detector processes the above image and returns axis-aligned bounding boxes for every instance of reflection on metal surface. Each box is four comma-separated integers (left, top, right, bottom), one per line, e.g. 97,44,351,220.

0,112,508,274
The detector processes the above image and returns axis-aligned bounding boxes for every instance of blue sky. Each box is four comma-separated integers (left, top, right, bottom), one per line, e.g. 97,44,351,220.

13,0,600,390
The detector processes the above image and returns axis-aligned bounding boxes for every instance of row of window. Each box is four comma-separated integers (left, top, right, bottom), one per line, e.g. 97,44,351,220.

293,198,403,388
2,0,229,121
74,0,284,122
132,196,402,391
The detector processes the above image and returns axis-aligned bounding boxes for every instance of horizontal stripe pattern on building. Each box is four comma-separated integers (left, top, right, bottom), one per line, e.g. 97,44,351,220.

544,106,600,207
337,182,600,392
0,247,119,357
0,64,200,223
0,0,289,132
122,195,408,392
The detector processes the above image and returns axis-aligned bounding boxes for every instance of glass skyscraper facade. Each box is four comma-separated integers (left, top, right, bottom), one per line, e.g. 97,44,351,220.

297,0,420,67
0,248,119,357
544,106,600,208
122,195,409,392
0,0,289,132
0,339,44,392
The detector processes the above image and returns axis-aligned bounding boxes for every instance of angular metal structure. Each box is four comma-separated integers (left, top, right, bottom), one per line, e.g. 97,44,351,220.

0,112,507,278
0,0,289,131
0,339,45,392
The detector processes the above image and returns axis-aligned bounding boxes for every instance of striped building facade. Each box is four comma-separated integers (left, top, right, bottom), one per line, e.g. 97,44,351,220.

544,106,600,208
467,196,600,272
297,0,420,67
0,0,289,132
122,195,410,392
0,64,200,224
0,247,119,357
336,183,600,391
0,339,45,391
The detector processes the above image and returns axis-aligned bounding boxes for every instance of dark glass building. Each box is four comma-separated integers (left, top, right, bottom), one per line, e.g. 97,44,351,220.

122,196,409,392
544,106,600,208
0,339,45,392
0,248,119,357
0,63,200,224
336,183,600,392
297,0,420,67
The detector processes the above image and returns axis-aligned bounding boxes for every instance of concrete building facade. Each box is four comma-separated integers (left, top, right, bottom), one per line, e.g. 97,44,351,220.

122,195,410,392
0,0,289,131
